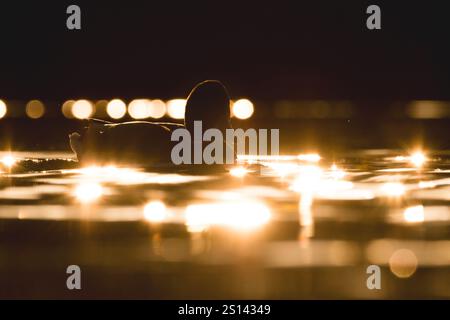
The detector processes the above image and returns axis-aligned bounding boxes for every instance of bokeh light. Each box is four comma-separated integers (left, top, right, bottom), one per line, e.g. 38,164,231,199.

25,100,45,119
407,101,449,119
185,201,271,232
410,151,427,168
94,100,108,117
297,153,321,162
232,99,254,119
0,100,7,119
290,165,324,192
72,100,94,119
265,162,301,177
330,164,346,179
166,99,186,119
403,205,425,223
229,166,249,178
380,182,405,197
148,99,167,119
143,200,167,223
389,249,418,278
0,155,16,168
128,99,150,119
61,100,75,118
74,182,103,203
107,99,127,119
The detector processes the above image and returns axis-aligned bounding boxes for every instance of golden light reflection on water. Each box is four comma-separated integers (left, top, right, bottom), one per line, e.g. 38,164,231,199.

403,205,425,223
290,165,323,192
185,201,271,233
388,205,450,224
74,182,103,203
418,181,437,189
2,147,450,299
410,151,427,167
330,164,346,179
75,166,211,185
265,241,359,267
289,164,355,200
262,162,300,177
365,238,450,270
392,150,427,168
238,153,321,163
298,192,314,242
143,200,168,223
229,166,249,178
297,153,321,162
1,155,16,168
389,249,418,278
0,153,450,237
289,165,324,242
379,182,405,197
79,166,144,183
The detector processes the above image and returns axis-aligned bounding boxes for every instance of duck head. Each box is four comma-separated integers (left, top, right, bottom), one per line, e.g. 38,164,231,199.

184,80,232,135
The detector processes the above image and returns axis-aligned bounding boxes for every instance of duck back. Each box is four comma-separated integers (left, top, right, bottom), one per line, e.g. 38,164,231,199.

80,121,174,166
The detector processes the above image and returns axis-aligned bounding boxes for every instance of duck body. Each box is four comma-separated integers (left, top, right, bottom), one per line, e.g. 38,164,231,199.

69,80,234,168
70,120,182,166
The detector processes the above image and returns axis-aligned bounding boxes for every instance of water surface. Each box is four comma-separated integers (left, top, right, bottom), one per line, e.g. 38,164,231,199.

1,150,449,298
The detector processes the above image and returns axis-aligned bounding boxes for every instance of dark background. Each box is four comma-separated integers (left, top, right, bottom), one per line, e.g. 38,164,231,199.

0,0,449,152
1,0,449,101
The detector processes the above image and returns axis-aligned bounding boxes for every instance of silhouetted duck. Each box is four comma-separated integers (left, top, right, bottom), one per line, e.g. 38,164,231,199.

69,80,233,167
